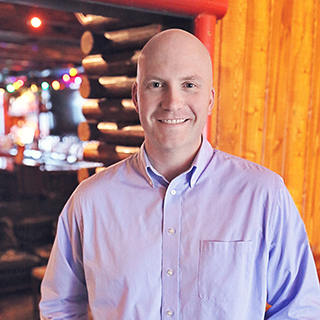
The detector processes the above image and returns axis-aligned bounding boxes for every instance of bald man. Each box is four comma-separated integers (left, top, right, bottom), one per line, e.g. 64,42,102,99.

40,29,320,319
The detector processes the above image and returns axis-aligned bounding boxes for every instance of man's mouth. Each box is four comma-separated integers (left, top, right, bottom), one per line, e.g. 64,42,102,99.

159,119,188,124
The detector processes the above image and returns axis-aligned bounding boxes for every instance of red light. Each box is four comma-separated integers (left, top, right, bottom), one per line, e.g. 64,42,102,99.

31,17,42,28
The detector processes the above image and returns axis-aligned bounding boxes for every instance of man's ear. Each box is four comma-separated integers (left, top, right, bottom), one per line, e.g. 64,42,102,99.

207,87,215,116
132,82,139,113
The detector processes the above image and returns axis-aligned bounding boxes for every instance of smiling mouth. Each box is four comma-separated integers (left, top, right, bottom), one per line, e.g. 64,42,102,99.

159,119,188,124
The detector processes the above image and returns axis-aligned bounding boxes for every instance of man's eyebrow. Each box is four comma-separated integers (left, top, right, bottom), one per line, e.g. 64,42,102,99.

180,75,203,82
142,76,164,83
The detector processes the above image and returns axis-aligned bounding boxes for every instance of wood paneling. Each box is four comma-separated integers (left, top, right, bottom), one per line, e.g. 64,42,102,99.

211,0,320,251
214,0,248,156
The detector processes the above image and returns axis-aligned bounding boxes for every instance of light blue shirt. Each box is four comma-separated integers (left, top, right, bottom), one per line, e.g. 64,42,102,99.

40,139,320,319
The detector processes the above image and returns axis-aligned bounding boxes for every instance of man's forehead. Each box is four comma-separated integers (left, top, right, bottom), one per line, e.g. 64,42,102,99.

137,29,212,82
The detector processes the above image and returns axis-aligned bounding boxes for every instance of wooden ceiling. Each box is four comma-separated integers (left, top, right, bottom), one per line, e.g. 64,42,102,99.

0,0,192,84
0,2,85,80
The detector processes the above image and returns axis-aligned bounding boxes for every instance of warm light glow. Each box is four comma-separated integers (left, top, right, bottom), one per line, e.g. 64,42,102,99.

6,84,15,93
69,68,78,77
52,80,60,90
62,74,70,82
41,81,49,90
31,17,42,28
0,88,5,95
30,84,38,93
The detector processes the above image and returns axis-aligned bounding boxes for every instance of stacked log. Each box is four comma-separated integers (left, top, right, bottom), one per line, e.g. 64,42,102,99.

77,16,166,180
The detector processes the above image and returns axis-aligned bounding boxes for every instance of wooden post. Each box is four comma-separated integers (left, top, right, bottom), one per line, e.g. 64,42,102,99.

194,14,217,142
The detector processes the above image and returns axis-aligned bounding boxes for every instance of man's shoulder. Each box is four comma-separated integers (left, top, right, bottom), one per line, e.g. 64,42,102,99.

212,149,283,186
77,154,139,193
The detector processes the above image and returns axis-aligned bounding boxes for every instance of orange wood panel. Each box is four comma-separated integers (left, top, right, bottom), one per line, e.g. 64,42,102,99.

214,0,248,156
263,0,293,176
240,0,271,164
282,0,314,212
303,0,320,249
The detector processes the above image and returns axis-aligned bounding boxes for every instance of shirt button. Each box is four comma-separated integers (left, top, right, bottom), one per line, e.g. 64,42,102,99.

166,269,174,276
170,190,176,195
166,310,174,317
168,228,175,235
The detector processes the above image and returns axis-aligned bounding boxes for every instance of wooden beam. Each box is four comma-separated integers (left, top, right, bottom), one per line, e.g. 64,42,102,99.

85,0,228,19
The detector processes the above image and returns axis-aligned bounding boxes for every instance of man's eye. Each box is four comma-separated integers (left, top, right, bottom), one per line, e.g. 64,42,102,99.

185,83,196,88
150,82,162,88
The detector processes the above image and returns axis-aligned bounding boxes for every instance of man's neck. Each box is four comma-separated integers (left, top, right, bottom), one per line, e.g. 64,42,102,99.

145,140,201,182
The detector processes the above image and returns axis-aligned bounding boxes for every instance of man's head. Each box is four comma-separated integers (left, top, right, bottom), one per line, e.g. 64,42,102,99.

132,29,214,158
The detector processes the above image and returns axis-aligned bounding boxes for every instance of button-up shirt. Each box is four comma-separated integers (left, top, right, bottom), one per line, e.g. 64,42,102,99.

40,139,320,319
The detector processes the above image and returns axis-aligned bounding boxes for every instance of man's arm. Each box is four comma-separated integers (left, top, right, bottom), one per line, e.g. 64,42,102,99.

265,183,320,319
40,197,89,319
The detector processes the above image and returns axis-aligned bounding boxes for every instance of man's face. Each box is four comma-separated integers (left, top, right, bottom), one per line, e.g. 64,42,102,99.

132,30,214,156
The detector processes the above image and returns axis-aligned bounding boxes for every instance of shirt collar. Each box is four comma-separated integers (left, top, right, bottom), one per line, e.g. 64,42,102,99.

136,138,214,189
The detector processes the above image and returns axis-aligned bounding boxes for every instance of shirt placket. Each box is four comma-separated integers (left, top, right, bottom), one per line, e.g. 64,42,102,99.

162,183,181,319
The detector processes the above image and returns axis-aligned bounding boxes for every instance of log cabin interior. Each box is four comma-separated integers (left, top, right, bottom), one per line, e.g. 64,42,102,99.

0,0,319,318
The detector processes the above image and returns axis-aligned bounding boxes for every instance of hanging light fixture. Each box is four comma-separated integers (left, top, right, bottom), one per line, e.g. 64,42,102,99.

30,16,42,28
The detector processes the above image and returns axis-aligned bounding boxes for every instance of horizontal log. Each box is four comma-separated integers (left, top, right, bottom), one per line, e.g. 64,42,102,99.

77,166,109,183
75,13,119,30
77,167,97,183
80,24,162,55
82,51,139,76
78,122,144,146
83,141,139,166
81,98,139,123
75,13,155,32
79,76,135,99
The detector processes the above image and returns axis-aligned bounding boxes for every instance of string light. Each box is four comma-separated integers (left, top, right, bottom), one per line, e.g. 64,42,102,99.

3,71,82,94
52,80,60,90
74,76,82,85
41,81,49,90
6,84,15,93
12,80,23,90
13,82,21,90
62,74,70,82
69,68,78,77
17,79,24,87
30,84,38,93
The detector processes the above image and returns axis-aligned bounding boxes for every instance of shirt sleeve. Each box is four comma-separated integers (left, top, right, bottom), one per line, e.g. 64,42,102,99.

39,194,89,320
265,181,320,319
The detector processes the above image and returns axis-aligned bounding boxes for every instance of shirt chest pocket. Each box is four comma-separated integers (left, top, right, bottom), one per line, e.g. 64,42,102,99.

198,240,253,301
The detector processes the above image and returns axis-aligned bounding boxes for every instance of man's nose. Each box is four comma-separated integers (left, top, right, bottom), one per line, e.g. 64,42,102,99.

162,86,183,111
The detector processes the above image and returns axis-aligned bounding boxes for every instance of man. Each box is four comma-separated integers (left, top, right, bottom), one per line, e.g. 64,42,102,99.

40,29,320,319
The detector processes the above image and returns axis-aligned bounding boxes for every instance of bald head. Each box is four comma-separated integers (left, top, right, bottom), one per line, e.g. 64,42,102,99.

137,29,213,86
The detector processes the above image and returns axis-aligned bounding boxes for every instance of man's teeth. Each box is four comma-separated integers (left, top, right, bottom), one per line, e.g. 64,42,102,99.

161,119,186,124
